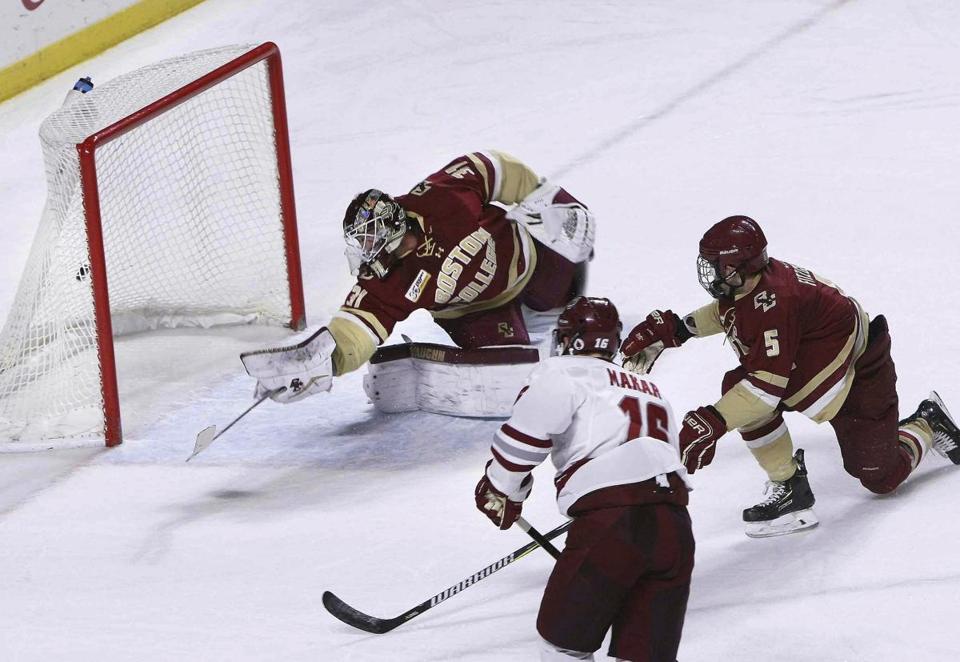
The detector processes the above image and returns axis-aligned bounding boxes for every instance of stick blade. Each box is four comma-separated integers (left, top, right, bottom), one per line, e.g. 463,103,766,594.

322,590,402,634
187,425,218,462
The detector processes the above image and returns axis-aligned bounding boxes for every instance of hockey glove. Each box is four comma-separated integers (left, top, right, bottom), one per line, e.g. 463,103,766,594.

506,181,595,263
679,405,727,473
621,310,690,374
240,327,335,404
474,463,534,530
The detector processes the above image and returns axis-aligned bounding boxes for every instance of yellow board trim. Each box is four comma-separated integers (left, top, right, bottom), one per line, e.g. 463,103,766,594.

0,0,206,103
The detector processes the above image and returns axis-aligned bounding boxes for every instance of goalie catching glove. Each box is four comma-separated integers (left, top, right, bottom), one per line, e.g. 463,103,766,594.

240,327,336,404
474,461,534,530
506,180,595,263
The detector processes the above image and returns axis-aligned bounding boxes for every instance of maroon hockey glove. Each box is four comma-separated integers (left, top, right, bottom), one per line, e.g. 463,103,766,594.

621,310,688,357
679,405,727,474
474,472,532,530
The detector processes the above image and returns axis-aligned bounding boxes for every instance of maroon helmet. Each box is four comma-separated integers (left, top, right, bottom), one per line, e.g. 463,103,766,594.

554,296,622,357
697,215,769,299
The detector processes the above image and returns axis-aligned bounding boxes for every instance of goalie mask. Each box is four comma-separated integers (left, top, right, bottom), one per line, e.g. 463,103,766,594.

553,296,622,358
697,215,769,299
343,189,408,278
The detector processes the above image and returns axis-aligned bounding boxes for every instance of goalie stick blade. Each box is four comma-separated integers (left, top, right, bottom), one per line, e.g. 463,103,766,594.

187,425,218,462
322,590,409,634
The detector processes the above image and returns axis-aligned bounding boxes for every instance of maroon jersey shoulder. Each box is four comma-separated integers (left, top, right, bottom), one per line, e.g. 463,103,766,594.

719,258,861,403
339,154,532,343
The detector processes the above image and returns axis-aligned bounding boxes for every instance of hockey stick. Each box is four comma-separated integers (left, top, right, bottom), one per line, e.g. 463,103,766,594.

186,386,286,461
516,516,561,559
322,518,571,634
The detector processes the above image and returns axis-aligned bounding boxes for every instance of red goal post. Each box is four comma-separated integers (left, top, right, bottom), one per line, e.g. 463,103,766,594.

78,42,305,446
0,43,305,448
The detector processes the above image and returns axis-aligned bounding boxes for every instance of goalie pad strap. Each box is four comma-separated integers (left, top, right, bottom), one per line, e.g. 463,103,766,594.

370,342,539,366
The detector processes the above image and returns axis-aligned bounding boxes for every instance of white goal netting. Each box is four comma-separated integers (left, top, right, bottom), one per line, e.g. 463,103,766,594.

0,45,298,445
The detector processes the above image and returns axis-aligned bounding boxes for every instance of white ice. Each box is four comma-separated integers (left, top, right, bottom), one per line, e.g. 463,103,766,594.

2,1,959,660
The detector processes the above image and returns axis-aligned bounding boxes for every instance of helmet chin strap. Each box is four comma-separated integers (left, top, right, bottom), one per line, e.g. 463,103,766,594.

710,269,745,299
365,229,414,279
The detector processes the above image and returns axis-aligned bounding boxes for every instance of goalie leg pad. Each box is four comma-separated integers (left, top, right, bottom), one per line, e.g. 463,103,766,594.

363,343,540,417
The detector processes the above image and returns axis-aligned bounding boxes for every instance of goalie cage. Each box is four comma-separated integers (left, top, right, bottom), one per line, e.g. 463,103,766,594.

0,43,305,449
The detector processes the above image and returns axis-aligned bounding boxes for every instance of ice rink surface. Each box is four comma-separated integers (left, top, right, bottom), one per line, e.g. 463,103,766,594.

2,1,960,660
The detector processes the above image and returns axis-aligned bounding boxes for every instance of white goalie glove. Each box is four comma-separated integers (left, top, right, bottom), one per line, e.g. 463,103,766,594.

506,180,595,263
240,327,336,404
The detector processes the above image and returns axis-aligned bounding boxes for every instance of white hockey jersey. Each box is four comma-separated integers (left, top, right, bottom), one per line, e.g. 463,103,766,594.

486,355,691,517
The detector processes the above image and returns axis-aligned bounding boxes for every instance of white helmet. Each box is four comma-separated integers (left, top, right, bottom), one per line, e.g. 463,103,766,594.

342,189,408,278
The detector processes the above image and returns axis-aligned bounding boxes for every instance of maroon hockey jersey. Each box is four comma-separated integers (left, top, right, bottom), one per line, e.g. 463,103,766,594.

330,151,541,374
691,258,870,427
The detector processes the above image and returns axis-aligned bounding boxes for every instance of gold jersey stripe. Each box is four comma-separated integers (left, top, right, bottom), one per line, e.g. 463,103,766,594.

340,305,390,343
430,225,537,320
752,370,790,389
782,300,868,411
466,153,493,201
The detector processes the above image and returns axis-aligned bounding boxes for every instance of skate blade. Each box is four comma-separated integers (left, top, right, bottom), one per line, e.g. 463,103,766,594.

744,508,819,539
927,391,960,464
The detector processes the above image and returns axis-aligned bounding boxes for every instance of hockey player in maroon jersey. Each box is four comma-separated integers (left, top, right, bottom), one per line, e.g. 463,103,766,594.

475,297,694,662
241,151,595,415
620,215,960,537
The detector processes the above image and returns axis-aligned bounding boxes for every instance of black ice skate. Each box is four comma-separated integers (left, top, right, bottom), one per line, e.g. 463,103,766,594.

743,448,819,538
900,391,960,465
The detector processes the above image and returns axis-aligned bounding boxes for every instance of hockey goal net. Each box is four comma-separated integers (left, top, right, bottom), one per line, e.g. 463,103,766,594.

0,43,305,448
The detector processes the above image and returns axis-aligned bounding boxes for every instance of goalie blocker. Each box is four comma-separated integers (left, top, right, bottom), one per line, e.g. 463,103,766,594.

363,343,540,417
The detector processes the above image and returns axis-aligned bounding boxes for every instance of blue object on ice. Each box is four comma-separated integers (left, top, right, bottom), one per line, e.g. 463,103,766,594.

72,77,94,94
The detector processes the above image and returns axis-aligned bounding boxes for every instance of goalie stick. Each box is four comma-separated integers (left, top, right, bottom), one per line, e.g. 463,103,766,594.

322,518,571,634
186,386,285,461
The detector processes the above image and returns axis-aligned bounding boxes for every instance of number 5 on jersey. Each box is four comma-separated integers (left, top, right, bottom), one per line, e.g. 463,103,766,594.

764,329,779,357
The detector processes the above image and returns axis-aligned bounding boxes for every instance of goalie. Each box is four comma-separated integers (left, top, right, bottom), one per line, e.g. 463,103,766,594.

241,151,595,415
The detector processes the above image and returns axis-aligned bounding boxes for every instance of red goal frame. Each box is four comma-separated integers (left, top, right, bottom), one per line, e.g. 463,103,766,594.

76,42,306,447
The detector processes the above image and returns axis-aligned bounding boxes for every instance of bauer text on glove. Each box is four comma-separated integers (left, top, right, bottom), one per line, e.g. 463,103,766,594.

679,405,726,473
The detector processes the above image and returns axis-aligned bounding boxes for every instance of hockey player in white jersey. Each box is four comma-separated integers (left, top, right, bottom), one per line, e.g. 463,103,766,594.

474,297,694,662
